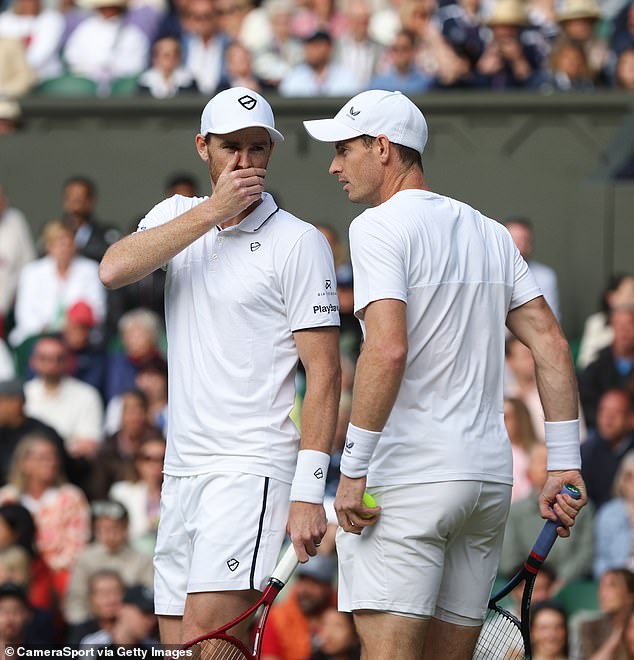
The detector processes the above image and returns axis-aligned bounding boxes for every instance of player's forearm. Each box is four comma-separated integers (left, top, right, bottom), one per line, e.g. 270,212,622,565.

533,332,579,422
350,339,407,431
99,205,218,289
299,358,341,454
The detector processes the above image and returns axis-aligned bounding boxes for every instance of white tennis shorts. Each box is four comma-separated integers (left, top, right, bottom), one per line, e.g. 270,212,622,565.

337,480,511,622
154,472,290,616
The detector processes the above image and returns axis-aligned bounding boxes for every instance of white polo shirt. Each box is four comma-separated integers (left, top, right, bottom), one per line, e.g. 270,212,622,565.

349,189,542,487
138,193,339,481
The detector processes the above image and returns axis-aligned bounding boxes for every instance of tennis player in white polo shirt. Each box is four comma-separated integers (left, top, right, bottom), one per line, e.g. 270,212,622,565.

100,88,341,645
303,90,587,659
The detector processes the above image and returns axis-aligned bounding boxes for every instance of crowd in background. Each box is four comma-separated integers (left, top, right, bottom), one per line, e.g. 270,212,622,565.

0,0,634,128
0,173,633,657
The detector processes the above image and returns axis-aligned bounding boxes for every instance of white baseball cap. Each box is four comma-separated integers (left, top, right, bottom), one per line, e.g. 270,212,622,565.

303,90,428,155
200,87,284,142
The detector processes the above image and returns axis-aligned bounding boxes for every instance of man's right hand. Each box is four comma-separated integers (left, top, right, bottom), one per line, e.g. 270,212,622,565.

205,151,266,224
539,470,587,538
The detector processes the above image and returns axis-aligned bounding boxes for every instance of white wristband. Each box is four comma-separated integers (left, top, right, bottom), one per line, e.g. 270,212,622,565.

290,449,330,504
339,423,381,478
544,419,581,471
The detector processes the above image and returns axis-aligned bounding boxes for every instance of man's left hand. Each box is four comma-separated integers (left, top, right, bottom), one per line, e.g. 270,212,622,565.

287,501,327,563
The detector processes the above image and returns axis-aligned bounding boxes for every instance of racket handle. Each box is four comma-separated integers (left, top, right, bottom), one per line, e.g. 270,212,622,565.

270,543,300,585
532,483,582,559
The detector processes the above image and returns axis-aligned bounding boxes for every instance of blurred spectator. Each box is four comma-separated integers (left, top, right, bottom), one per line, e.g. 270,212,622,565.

61,176,121,263
66,569,124,644
504,335,545,441
61,0,150,95
9,220,106,350
64,500,153,626
577,274,634,370
133,358,167,433
437,0,487,71
504,396,539,502
179,0,231,95
499,443,594,587
579,307,634,429
369,28,434,92
0,434,91,597
79,584,158,648
475,0,546,88
0,38,36,98
215,0,253,41
251,0,304,89
0,377,70,488
0,582,45,649
62,301,107,397
137,34,198,98
0,503,56,613
504,217,560,320
105,308,164,402
0,0,64,81
92,389,159,499
581,389,634,511
615,45,634,88
221,40,265,91
0,184,35,340
0,99,24,135
25,335,104,461
310,609,360,660
593,450,634,578
576,568,634,660
109,434,165,555
291,0,346,40
333,0,384,90
164,172,199,198
542,38,595,90
610,0,634,60
556,0,610,85
621,607,634,659
279,30,361,96
262,553,337,659
0,340,13,381
399,0,469,87
530,601,569,660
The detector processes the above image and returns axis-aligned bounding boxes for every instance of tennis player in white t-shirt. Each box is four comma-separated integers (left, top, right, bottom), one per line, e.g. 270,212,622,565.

100,88,341,645
304,90,587,659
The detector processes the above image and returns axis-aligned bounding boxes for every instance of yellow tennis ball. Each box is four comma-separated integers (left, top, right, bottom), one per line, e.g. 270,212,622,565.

361,491,377,519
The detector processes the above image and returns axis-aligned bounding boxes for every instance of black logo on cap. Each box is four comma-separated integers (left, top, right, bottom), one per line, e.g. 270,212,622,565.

239,95,257,110
349,107,361,116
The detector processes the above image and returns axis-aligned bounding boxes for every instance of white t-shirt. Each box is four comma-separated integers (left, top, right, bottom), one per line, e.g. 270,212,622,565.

138,193,340,481
349,189,541,487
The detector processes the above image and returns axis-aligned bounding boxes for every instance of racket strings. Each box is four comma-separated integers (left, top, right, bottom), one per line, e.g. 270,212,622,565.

473,610,525,660
190,639,249,660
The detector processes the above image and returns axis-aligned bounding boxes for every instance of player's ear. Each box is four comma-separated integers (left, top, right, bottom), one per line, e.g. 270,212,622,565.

376,135,390,163
196,134,209,162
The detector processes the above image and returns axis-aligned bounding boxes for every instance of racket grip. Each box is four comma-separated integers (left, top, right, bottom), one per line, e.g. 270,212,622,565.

270,543,300,585
532,483,582,559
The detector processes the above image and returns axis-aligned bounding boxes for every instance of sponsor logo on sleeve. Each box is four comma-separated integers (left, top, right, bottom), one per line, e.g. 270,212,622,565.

313,303,339,315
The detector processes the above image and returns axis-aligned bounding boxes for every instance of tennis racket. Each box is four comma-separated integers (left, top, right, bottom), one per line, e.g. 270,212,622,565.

183,543,299,659
473,483,581,660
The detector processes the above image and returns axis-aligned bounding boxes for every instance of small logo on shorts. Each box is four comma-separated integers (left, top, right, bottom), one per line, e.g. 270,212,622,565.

239,95,257,110
227,558,240,572
314,468,324,480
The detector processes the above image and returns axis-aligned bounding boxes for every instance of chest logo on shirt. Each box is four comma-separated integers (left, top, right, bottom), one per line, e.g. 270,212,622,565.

250,241,261,252
227,558,240,572
239,95,257,110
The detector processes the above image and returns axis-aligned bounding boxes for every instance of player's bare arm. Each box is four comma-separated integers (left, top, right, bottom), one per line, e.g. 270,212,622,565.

289,327,341,562
99,151,266,289
335,298,407,534
506,295,587,534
